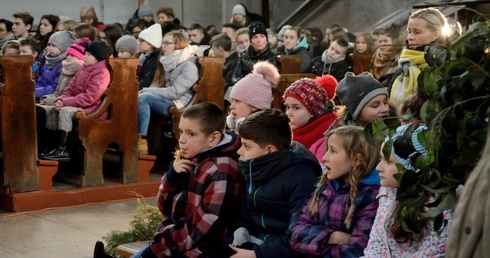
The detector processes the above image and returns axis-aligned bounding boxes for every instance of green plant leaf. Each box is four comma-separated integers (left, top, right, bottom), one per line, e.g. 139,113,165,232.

422,194,456,218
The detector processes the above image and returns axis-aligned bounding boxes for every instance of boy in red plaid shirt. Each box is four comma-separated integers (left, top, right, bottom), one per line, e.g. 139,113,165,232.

95,102,244,258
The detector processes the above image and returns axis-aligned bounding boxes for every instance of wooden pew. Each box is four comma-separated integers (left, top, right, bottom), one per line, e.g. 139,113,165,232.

147,56,225,170
73,58,139,187
0,56,39,193
276,55,303,74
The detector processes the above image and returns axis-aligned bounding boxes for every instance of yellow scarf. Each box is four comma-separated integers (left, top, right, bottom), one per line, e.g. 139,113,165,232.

390,49,429,106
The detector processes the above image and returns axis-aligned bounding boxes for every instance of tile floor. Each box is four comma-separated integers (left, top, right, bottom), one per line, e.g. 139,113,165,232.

0,198,156,258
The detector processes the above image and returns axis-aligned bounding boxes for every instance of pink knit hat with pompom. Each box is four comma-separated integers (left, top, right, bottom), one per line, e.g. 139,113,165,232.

230,61,280,110
66,37,90,61
283,74,338,117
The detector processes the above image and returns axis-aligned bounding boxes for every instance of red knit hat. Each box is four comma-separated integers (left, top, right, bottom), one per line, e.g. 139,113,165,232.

283,74,338,118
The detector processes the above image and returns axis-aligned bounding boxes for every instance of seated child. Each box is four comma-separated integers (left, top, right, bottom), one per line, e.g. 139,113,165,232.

288,125,381,257
311,38,349,82
37,38,89,154
35,30,76,100
229,108,322,258
136,23,162,89
363,124,455,257
19,38,45,82
115,35,138,58
2,39,20,55
41,40,113,161
226,61,280,131
94,102,245,258
283,74,338,167
336,71,390,127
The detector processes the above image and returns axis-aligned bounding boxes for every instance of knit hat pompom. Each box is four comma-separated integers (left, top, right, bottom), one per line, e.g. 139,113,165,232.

316,74,338,100
66,37,90,61
283,75,337,118
230,61,279,110
251,61,280,87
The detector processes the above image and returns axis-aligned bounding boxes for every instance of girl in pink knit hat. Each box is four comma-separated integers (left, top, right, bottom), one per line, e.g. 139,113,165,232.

226,61,280,131
283,74,338,168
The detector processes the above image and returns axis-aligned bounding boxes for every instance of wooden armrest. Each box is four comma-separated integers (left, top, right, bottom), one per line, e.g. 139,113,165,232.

116,241,150,258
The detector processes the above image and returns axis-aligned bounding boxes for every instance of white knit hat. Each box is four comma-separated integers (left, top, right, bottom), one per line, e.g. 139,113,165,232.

232,4,246,16
138,23,162,48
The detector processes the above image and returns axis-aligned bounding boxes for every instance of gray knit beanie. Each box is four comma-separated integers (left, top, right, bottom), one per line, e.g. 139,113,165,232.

115,35,138,56
48,31,76,53
336,72,388,121
137,4,152,17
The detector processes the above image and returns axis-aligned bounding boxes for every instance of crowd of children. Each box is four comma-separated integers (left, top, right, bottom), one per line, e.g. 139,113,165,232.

0,4,479,258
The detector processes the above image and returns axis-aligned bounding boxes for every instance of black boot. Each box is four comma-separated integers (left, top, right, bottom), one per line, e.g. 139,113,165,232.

42,146,70,161
93,241,114,258
39,129,57,157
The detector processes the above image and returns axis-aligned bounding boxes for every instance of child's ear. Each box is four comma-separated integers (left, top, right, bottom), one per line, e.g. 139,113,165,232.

353,154,363,167
266,144,278,153
209,131,222,147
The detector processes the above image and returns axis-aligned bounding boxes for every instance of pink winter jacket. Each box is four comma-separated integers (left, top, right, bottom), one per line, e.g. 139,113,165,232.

56,60,110,119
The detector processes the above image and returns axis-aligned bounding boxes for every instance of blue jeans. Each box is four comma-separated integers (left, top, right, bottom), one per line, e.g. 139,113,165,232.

138,92,175,135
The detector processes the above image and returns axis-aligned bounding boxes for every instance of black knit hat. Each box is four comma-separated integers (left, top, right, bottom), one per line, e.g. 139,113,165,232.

248,21,267,39
85,40,113,61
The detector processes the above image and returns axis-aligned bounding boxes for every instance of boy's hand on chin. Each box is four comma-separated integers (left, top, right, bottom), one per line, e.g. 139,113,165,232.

172,153,194,173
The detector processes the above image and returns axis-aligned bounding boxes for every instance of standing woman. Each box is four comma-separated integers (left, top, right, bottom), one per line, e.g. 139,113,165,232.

390,8,447,106
276,26,312,73
34,14,60,50
137,31,199,154
370,24,403,86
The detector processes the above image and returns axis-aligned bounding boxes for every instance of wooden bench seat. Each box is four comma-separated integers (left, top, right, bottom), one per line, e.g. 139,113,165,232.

116,240,149,258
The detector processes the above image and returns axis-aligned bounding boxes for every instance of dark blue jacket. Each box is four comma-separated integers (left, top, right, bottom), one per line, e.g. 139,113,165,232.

35,61,62,99
236,141,322,258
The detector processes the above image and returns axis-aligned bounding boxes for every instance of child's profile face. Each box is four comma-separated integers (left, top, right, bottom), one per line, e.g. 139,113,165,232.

378,34,393,53
3,47,20,56
47,43,61,56
230,98,257,121
284,97,311,129
355,36,368,54
358,94,389,124
84,52,98,66
376,142,401,187
39,18,54,36
323,133,351,181
237,138,269,160
178,117,216,159
326,41,346,62
117,49,132,58
407,17,441,49
20,45,36,57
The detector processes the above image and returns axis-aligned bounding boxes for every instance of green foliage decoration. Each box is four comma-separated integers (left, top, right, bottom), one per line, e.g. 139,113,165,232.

102,199,162,257
365,18,490,234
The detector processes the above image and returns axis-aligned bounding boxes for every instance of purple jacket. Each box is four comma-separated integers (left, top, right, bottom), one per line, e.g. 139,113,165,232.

56,60,110,119
288,170,380,257
35,61,62,99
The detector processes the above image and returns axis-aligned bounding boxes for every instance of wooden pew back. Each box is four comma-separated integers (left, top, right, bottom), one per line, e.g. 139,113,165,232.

0,56,39,193
74,58,139,187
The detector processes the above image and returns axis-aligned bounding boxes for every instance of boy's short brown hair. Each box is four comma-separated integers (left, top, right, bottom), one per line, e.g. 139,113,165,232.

238,109,292,150
182,102,226,136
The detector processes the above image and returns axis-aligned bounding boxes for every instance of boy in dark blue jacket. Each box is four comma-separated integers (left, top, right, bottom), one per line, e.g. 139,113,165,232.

229,109,322,258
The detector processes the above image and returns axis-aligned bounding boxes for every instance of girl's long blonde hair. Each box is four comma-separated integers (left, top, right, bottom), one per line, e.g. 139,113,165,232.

308,126,381,230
